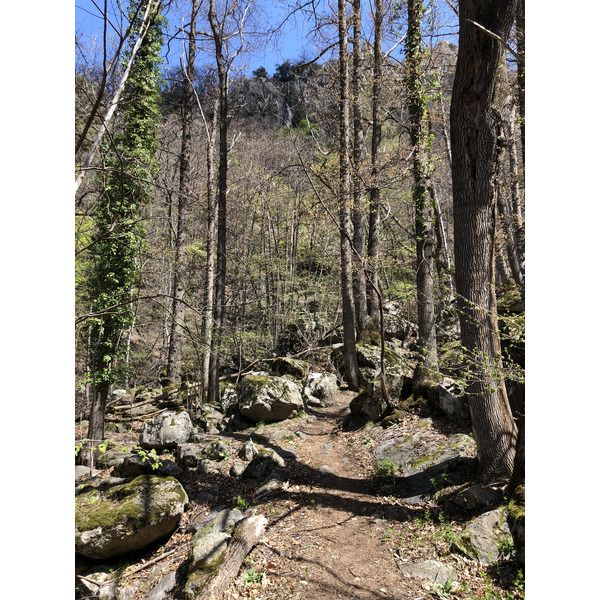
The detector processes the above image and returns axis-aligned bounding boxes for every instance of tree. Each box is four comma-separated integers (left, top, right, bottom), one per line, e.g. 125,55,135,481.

405,0,438,390
86,0,164,455
337,0,361,389
367,0,383,325
351,0,369,341
204,0,257,403
450,0,518,481
166,0,200,383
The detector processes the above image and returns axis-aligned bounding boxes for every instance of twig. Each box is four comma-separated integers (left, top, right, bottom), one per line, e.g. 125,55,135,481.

125,549,177,577
465,19,518,60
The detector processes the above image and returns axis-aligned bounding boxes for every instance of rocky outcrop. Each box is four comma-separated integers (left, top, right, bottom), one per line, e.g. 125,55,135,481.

75,475,188,559
238,374,303,423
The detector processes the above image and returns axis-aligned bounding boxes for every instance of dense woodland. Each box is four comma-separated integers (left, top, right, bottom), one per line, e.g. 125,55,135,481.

75,0,524,495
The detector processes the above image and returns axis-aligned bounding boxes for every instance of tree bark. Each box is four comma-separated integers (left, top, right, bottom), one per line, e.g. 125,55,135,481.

351,0,369,340
193,514,267,600
450,0,518,481
406,0,438,390
202,105,219,402
167,0,199,383
338,0,361,390
207,0,230,404
367,0,383,324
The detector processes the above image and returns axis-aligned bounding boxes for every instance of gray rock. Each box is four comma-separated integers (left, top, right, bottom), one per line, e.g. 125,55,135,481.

191,506,244,536
184,508,243,599
197,459,219,475
203,440,231,461
111,454,183,478
238,440,259,461
177,443,205,468
303,372,337,407
399,559,457,585
451,508,512,565
242,448,285,480
271,357,312,380
139,411,195,449
75,475,188,559
144,571,177,600
374,430,476,503
452,484,501,511
76,465,93,480
318,465,334,475
238,374,303,423
429,378,470,422
230,462,246,477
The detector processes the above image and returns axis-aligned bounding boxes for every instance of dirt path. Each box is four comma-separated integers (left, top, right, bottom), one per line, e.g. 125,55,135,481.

219,390,428,600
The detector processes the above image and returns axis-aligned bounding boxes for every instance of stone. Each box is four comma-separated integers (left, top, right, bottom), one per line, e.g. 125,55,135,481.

428,378,470,422
139,411,195,450
271,357,312,380
76,465,93,480
242,448,285,480
303,372,337,407
238,440,259,461
399,559,457,585
177,443,205,468
230,462,246,477
374,430,476,504
144,571,177,600
238,374,303,423
451,508,513,565
202,440,231,461
75,475,188,559
111,454,183,479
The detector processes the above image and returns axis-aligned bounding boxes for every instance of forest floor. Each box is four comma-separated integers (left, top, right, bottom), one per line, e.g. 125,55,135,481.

76,389,524,600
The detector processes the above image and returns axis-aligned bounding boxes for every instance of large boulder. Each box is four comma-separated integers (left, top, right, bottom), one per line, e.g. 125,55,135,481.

139,411,195,449
374,428,476,504
75,475,188,559
303,372,337,407
334,342,412,395
238,374,303,423
428,378,470,423
271,357,312,380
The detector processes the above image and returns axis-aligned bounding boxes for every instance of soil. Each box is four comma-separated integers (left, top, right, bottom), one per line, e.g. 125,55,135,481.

75,389,524,600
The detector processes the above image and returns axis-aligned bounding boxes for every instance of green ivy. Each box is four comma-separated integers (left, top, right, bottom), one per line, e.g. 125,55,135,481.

88,0,165,387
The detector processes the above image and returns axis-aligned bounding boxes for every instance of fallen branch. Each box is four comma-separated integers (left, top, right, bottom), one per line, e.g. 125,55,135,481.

125,549,177,578
196,514,267,600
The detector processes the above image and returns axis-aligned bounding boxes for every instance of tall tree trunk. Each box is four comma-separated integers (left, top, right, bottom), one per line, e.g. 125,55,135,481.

516,0,525,167
338,0,361,390
167,0,199,383
406,0,438,390
451,0,518,481
367,0,383,323
201,106,219,402
207,0,230,404
351,0,369,340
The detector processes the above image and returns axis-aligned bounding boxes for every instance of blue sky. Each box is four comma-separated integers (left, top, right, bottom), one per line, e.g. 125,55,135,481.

75,0,318,78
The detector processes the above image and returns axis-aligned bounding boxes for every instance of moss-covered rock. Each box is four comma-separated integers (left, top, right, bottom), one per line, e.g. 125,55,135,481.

238,374,303,423
271,357,312,380
75,475,188,559
451,508,513,565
